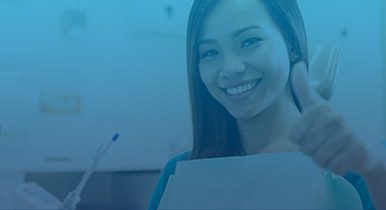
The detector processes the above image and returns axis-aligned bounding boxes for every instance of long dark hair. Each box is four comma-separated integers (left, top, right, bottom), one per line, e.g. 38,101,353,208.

186,0,308,159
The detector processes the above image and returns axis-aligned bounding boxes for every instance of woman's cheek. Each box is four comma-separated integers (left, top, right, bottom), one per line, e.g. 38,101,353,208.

199,68,220,100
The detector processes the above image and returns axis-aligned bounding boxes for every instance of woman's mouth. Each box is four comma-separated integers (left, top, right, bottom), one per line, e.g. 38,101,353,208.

222,79,262,96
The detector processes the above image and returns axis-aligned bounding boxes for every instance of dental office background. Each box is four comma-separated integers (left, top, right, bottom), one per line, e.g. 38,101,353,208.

0,0,385,209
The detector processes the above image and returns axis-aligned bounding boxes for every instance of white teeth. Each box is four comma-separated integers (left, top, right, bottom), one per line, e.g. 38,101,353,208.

225,81,257,95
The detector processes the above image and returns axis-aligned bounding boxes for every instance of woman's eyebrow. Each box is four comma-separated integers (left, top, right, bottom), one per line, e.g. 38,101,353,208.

233,25,262,37
198,25,261,46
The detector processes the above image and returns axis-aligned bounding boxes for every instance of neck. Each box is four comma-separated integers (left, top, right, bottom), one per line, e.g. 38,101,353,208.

237,89,301,154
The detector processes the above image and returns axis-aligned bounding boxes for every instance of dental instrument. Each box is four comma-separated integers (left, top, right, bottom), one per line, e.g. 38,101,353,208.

60,133,120,210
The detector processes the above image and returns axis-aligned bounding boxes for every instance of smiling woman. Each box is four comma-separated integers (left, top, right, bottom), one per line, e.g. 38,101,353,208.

187,0,308,159
149,0,386,209
196,0,298,155
198,11,291,119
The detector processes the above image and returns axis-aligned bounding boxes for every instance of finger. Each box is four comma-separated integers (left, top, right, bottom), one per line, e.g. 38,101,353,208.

303,112,348,167
290,104,329,145
328,148,354,176
290,62,324,112
308,113,344,154
346,140,376,175
314,131,349,168
299,112,334,156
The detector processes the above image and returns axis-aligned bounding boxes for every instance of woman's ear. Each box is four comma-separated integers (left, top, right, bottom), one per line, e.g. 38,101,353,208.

290,51,299,64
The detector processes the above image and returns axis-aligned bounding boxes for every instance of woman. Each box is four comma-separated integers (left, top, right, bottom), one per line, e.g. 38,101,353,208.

149,0,386,209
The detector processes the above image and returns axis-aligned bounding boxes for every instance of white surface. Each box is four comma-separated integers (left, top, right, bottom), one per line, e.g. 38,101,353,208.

0,173,25,209
159,152,362,209
10,182,62,210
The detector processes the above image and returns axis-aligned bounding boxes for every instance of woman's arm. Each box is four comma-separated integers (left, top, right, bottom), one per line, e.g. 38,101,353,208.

363,157,386,209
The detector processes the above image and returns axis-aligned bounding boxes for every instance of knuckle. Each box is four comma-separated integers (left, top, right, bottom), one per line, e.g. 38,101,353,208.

326,114,344,130
332,115,345,128
289,127,300,142
340,130,355,143
302,145,313,155
290,121,307,141
329,162,341,173
314,156,328,168
308,103,327,114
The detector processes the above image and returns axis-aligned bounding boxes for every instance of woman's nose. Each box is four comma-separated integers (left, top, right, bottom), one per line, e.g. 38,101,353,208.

219,55,246,79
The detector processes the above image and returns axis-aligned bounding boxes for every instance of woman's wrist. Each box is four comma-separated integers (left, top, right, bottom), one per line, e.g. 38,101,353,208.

357,141,386,180
361,154,386,210
362,154,386,183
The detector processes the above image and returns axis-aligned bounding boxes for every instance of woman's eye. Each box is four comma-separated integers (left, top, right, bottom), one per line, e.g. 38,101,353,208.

241,37,261,48
200,49,219,59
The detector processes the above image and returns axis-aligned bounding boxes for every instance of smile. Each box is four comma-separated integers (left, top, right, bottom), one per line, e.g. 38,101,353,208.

223,80,261,96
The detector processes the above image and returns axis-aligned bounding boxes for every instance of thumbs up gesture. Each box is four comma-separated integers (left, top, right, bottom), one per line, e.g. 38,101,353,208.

289,62,384,177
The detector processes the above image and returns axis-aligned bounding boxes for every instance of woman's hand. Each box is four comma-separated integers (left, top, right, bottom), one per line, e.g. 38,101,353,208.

289,62,385,177
289,62,386,209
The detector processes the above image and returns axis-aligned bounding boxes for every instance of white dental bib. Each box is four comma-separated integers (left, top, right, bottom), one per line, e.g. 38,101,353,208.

158,152,362,209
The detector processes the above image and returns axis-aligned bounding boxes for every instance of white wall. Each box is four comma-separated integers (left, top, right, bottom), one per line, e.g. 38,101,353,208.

0,0,194,172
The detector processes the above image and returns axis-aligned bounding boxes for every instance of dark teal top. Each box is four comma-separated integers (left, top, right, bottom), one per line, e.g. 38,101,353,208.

148,151,375,210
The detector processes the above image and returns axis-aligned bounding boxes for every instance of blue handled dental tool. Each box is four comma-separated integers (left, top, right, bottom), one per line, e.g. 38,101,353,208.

59,133,120,210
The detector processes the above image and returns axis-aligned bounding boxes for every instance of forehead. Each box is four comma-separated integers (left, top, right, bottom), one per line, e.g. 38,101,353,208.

200,0,274,39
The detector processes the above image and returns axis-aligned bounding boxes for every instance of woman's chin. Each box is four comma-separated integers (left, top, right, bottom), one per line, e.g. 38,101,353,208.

227,107,264,120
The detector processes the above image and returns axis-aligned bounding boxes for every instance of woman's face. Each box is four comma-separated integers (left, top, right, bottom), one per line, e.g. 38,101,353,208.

198,0,291,119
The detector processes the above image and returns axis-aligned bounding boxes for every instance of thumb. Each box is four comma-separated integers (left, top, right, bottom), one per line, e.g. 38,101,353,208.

291,62,323,112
